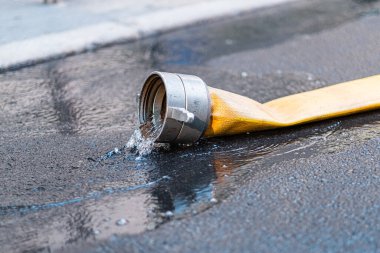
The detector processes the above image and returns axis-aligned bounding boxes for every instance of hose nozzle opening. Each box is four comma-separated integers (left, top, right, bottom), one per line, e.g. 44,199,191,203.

138,71,211,144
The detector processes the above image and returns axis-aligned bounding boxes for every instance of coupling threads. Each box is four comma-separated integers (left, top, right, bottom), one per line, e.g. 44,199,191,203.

138,71,211,144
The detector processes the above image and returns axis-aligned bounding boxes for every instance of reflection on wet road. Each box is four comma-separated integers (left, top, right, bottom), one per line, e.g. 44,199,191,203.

1,0,380,252
1,107,379,252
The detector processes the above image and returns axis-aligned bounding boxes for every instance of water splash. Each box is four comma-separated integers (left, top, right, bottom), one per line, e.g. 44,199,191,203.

125,115,170,157
97,120,166,161
126,129,156,156
126,128,171,158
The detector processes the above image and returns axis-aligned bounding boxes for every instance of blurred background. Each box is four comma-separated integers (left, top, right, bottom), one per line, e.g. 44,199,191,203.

0,0,283,69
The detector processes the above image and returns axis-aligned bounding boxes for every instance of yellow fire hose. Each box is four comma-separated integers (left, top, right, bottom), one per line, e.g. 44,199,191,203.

138,72,380,144
205,75,380,137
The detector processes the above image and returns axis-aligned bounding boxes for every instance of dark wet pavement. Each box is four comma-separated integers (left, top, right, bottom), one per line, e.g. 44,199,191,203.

1,0,380,252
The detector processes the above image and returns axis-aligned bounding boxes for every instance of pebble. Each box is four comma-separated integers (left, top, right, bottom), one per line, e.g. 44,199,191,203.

147,223,156,230
241,72,248,78
210,198,218,203
116,218,128,226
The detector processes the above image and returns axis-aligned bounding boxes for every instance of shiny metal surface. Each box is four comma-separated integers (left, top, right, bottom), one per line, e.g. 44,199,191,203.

175,73,211,143
138,71,211,143
139,72,186,142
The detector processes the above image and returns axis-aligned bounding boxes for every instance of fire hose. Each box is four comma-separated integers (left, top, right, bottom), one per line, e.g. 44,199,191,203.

138,72,380,144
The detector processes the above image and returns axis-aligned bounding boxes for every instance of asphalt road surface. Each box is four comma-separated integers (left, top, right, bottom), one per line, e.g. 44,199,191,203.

1,0,380,252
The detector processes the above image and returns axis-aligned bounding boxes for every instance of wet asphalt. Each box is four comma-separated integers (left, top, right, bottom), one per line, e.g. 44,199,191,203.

1,0,380,252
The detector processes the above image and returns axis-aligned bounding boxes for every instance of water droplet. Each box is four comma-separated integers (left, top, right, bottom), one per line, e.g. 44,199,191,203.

225,39,234,45
164,211,174,217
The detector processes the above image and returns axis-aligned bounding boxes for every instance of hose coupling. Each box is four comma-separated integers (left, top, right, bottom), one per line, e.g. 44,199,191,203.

138,71,211,143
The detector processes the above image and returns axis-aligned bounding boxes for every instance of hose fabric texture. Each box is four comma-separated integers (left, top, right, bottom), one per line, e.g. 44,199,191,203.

204,75,380,137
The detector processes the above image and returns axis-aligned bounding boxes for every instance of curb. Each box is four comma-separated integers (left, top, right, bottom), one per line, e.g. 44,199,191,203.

0,0,292,71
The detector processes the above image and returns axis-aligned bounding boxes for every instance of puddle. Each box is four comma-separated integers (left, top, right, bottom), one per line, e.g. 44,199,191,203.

2,110,379,252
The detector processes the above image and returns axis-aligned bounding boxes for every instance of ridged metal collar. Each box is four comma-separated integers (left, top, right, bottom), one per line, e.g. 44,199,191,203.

138,71,211,144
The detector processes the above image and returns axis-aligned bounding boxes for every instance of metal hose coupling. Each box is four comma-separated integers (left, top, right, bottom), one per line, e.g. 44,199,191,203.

138,71,211,144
